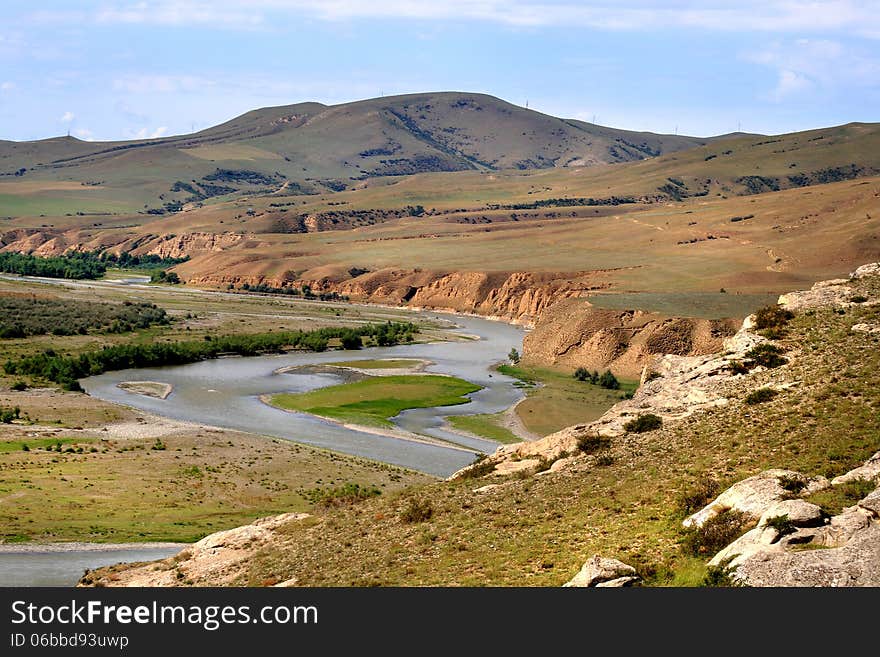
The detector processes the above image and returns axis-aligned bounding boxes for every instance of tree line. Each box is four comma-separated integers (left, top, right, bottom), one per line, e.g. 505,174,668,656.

4,321,419,391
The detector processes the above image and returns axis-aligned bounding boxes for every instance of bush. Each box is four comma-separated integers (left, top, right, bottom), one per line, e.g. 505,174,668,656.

595,453,615,466
508,348,520,364
682,509,750,556
305,483,381,508
573,366,590,382
459,454,496,479
0,406,21,423
753,305,794,330
727,360,750,375
576,433,611,454
598,370,620,390
10,380,27,391
623,414,662,433
677,476,721,516
745,387,779,405
777,474,807,495
399,498,434,523
849,295,868,304
701,556,744,587
763,514,797,538
744,343,788,368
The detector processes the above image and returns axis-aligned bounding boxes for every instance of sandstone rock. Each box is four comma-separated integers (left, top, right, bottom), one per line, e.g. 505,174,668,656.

683,469,827,529
563,555,638,587
708,500,826,568
80,512,309,587
832,450,880,486
472,484,501,494
858,489,880,516
595,576,640,587
851,323,880,334
734,519,880,586
851,262,880,279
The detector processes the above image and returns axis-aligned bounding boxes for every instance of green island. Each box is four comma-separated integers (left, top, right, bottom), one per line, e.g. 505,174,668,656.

269,374,482,428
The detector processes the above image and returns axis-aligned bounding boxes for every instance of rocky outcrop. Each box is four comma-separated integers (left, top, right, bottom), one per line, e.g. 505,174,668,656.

777,261,880,311
523,298,738,379
683,470,829,529
832,450,880,486
563,555,640,587
703,450,880,587
455,312,772,474
79,512,309,587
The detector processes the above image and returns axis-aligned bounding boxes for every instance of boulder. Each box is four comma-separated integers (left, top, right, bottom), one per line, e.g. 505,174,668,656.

563,555,638,587
832,450,880,486
683,469,828,528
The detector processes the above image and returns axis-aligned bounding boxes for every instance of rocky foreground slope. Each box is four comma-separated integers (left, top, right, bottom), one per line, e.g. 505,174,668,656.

81,263,880,587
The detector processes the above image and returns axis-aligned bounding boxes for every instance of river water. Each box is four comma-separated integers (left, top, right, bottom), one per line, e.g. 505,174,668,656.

0,545,183,587
80,312,527,477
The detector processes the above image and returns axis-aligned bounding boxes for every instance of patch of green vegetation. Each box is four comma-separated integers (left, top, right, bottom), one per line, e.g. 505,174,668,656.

0,294,169,338
806,478,876,516
744,343,788,368
305,483,382,508
4,321,418,391
575,433,612,454
270,375,481,428
0,437,95,453
763,514,797,537
681,509,751,556
447,413,520,444
624,414,663,433
745,387,779,405
498,364,637,437
399,497,434,523
0,251,106,280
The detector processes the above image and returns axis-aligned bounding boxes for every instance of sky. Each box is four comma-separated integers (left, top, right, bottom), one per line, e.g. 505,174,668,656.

0,1,877,141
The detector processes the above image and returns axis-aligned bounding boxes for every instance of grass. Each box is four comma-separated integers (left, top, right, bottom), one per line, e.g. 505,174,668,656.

0,427,428,543
499,364,637,437
447,412,521,444
269,374,482,428
325,359,424,370
203,274,880,586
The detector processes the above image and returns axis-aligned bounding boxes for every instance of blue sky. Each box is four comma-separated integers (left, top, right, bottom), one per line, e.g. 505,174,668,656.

0,1,877,141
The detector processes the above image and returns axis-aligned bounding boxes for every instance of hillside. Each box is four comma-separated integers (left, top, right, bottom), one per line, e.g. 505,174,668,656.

81,264,880,587
0,92,707,216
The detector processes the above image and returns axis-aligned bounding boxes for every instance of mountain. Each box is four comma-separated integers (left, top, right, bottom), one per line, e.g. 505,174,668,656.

0,92,711,207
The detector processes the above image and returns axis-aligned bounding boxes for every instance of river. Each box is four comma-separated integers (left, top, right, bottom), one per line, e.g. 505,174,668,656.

80,312,527,477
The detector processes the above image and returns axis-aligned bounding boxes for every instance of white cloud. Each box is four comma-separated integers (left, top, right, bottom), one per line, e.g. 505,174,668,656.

21,1,880,36
113,74,215,94
747,38,880,101
60,111,75,122
0,82,14,92
74,128,94,140
132,125,171,139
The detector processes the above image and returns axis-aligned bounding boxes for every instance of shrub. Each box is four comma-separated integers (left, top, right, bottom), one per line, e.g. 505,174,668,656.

849,295,868,303
623,414,662,433
701,556,744,587
744,343,788,368
576,433,611,454
727,360,750,375
10,380,27,391
763,514,797,538
598,370,620,390
305,483,381,508
573,367,590,382
753,304,795,339
682,509,750,556
508,348,520,364
677,476,721,516
777,474,807,495
595,453,615,466
399,498,434,523
745,387,779,405
459,454,496,479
